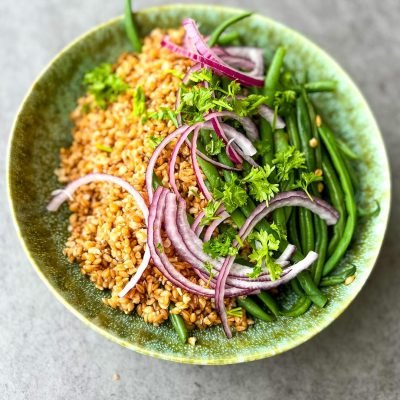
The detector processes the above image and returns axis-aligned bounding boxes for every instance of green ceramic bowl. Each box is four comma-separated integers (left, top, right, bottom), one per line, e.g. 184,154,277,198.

8,4,390,365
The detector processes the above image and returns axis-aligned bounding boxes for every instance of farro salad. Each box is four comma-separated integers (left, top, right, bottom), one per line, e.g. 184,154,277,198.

47,5,369,342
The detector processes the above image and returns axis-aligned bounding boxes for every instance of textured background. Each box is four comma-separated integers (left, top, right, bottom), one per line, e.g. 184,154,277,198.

1,1,399,399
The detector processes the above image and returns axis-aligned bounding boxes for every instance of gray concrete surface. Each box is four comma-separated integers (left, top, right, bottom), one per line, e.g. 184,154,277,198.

1,1,399,399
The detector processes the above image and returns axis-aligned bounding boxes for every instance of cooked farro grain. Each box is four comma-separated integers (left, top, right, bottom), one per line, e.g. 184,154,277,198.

57,28,251,332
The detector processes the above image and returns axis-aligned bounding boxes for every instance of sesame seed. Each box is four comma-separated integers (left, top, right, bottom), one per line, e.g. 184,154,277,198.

345,275,356,285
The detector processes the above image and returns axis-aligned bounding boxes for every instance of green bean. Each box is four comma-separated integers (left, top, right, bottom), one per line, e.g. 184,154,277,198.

296,96,316,170
286,110,302,150
265,47,286,91
207,12,252,47
259,120,274,165
322,155,346,256
217,31,240,46
273,130,290,231
303,80,337,93
319,126,357,276
342,155,358,190
336,138,359,160
299,208,314,254
288,209,302,253
302,89,322,169
281,296,312,317
197,137,223,190
312,216,328,284
319,264,356,287
238,297,275,322
296,271,327,307
124,0,142,52
169,309,188,344
256,292,280,317
152,172,162,191
290,279,304,296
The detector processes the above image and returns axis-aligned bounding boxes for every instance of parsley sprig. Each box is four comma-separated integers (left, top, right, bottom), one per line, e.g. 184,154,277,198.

248,230,282,280
83,63,129,109
242,165,279,204
203,226,238,259
292,171,323,200
272,146,306,182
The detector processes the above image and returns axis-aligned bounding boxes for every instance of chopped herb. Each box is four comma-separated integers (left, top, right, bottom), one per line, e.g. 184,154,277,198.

242,165,279,204
83,63,129,109
148,135,164,149
227,307,243,318
273,146,306,182
133,85,146,117
203,227,238,259
163,69,185,79
213,173,248,213
81,103,91,114
156,243,164,253
270,222,287,240
200,199,222,226
273,90,297,115
149,107,179,128
205,131,224,156
292,171,323,200
204,261,214,288
248,230,282,280
95,143,113,153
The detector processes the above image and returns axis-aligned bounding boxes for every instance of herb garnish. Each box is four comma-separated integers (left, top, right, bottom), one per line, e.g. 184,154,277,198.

83,63,129,109
292,171,323,200
242,165,279,204
133,85,146,117
203,226,238,259
248,230,282,280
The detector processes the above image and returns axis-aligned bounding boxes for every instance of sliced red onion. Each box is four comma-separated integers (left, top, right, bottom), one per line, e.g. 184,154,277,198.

206,111,259,141
219,122,257,156
220,55,255,71
146,125,189,203
203,211,230,241
191,211,205,233
46,173,151,299
181,19,264,86
240,191,339,241
161,37,264,87
258,104,285,129
210,118,242,163
149,188,256,298
223,47,264,77
277,244,296,263
214,191,338,338
190,126,213,200
182,63,202,85
184,137,242,171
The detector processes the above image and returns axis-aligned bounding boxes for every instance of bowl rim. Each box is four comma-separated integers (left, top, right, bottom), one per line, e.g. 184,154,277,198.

7,3,391,365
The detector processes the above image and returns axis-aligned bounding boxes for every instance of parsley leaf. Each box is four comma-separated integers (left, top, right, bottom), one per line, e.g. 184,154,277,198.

272,146,306,182
248,230,282,280
242,165,279,204
292,171,323,200
148,135,164,149
205,131,224,156
200,200,222,226
213,173,248,213
83,63,129,109
163,69,185,79
204,261,214,288
133,86,146,117
203,227,238,259
95,143,113,153
148,107,179,128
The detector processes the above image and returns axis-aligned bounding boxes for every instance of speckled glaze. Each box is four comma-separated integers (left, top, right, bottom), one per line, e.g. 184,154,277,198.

7,4,390,365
